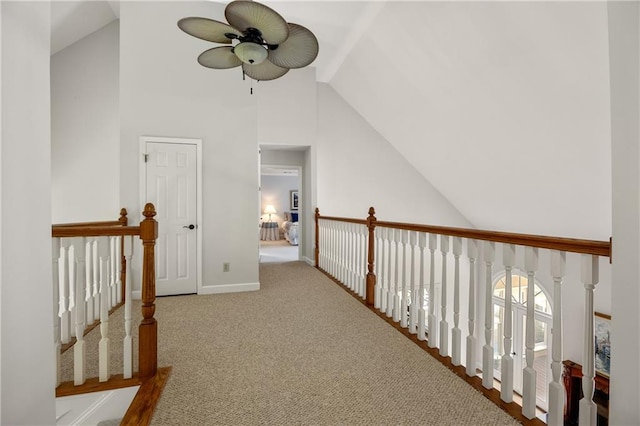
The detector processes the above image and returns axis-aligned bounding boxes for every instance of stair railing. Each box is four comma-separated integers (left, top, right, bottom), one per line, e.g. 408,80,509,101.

52,203,158,393
315,207,611,426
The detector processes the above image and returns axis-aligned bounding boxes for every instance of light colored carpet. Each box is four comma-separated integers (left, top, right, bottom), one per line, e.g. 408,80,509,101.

259,240,298,263
63,262,520,425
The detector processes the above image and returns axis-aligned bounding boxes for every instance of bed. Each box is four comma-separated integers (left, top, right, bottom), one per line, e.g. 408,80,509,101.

282,212,299,246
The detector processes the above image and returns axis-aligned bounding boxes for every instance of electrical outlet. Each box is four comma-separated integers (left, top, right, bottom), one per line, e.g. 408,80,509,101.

223,262,230,272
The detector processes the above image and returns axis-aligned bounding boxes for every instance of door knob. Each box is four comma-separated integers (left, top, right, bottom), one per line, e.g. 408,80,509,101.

183,224,195,230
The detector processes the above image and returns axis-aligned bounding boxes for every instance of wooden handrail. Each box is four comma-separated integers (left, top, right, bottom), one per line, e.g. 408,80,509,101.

316,209,611,259
52,226,142,238
317,215,367,225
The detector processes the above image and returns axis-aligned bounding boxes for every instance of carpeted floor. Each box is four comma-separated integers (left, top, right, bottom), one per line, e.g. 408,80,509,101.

63,262,520,425
259,240,298,263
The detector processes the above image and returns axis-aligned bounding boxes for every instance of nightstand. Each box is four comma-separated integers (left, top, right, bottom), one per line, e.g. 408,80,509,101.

260,221,279,240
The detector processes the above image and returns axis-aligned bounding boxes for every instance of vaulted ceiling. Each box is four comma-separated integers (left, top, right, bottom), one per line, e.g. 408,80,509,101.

51,1,612,240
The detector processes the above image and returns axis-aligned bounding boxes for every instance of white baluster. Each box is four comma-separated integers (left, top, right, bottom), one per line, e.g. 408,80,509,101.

380,228,389,314
324,221,330,273
401,230,410,328
347,224,353,289
579,254,599,426
392,229,402,323
319,220,325,270
417,232,427,341
68,245,76,338
427,234,438,348
482,241,495,389
85,239,94,326
324,221,329,272
466,239,478,377
374,228,383,309
74,237,87,385
98,236,111,382
522,246,539,417
409,231,418,334
501,244,516,403
548,250,566,426
341,223,345,282
115,236,122,304
322,221,327,269
386,229,395,319
52,238,61,387
452,237,462,366
439,235,450,357
350,224,357,291
360,225,367,298
123,236,134,379
92,239,100,322
110,236,116,308
59,244,70,344
327,222,334,275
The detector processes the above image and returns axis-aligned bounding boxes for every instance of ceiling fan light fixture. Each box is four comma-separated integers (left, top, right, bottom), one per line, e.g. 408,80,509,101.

233,42,268,65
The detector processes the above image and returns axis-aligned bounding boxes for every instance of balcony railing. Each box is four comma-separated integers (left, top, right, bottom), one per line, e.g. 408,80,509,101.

315,207,611,426
52,203,159,395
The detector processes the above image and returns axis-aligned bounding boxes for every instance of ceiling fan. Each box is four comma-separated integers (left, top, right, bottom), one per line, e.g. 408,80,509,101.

178,0,319,82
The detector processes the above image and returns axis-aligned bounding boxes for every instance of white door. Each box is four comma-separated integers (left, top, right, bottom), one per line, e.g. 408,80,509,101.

144,140,198,296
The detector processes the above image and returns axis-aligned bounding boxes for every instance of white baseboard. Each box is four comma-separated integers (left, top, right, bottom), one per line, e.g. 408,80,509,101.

303,256,314,266
199,282,260,295
132,282,260,298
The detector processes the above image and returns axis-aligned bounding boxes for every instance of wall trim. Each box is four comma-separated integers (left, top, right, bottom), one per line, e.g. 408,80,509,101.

199,282,260,295
303,256,314,266
133,282,260,299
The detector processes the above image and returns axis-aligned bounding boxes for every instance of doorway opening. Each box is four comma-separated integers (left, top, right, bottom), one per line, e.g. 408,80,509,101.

259,164,301,263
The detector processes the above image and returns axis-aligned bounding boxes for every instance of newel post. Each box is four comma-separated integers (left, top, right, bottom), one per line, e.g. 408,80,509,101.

139,203,158,379
366,207,377,306
315,208,320,268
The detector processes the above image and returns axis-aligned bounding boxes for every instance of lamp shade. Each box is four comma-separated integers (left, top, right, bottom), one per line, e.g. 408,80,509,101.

264,205,276,215
234,42,268,65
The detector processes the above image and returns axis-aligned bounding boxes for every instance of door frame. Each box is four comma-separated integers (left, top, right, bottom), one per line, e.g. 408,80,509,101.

139,135,203,294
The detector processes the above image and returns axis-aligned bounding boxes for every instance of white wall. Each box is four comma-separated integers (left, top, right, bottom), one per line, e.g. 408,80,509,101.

1,2,55,423
317,83,472,228
257,67,316,147
51,20,120,223
260,175,299,229
119,1,259,292
608,2,640,423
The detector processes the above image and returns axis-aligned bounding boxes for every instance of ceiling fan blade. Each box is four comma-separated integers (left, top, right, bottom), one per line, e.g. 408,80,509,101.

268,23,319,69
198,46,243,69
178,17,242,44
243,59,289,81
225,1,289,45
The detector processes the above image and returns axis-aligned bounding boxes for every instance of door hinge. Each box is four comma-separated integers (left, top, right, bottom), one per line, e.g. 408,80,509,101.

144,153,149,163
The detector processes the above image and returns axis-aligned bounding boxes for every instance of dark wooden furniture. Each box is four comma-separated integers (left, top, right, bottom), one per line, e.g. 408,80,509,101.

563,360,609,425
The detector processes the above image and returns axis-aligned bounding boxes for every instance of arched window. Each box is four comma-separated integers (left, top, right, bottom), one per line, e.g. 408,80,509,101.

492,273,552,411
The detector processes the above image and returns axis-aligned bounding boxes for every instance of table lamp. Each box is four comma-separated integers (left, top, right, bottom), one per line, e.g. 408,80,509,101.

264,205,276,222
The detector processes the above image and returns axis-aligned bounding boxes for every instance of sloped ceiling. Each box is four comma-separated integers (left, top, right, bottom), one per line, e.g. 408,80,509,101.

51,1,613,240
330,1,612,240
